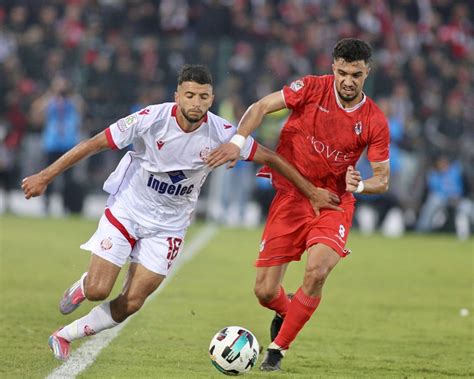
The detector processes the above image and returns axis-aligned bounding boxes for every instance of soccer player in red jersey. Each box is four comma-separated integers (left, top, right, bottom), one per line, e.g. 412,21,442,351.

207,38,390,371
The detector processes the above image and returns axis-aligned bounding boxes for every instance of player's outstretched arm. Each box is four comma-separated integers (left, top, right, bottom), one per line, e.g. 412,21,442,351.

21,131,110,199
253,145,343,216
207,91,286,169
345,161,390,195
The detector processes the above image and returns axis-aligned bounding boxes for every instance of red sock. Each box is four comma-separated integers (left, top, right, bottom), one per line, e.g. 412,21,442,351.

274,287,321,349
258,286,290,318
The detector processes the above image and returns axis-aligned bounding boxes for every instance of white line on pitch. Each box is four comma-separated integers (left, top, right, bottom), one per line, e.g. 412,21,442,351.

46,224,218,379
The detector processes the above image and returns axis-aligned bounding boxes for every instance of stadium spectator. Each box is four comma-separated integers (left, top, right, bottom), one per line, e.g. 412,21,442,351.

30,75,85,214
216,94,257,226
207,38,390,371
0,0,471,231
21,64,336,361
416,156,471,240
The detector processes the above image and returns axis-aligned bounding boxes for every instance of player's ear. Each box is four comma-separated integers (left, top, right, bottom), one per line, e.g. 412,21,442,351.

174,91,179,102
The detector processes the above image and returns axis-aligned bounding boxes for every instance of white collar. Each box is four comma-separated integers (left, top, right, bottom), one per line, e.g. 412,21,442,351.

333,81,366,113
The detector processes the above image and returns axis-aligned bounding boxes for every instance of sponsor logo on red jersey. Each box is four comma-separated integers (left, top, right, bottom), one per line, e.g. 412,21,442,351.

307,136,352,162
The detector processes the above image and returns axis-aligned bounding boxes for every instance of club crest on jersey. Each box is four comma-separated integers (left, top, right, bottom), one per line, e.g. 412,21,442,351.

290,80,304,92
157,140,165,150
117,114,138,132
354,121,363,135
200,147,210,161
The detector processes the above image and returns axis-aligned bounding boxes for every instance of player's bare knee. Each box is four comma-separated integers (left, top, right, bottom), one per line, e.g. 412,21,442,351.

254,285,278,304
305,265,330,287
84,283,111,301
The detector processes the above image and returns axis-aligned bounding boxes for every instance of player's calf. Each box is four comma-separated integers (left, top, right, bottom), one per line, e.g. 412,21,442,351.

270,293,293,341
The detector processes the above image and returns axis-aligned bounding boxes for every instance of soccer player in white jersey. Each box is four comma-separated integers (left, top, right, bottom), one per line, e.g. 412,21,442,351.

22,65,342,361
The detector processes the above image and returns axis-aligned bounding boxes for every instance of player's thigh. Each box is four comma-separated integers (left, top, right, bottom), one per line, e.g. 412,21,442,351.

86,254,122,296
81,214,135,295
255,263,289,298
303,243,340,292
120,262,165,304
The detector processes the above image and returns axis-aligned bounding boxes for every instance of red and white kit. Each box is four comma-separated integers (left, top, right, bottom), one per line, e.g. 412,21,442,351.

256,75,389,265
81,102,257,275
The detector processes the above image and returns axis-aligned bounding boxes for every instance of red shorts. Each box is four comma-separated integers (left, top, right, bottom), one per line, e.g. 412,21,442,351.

255,191,355,267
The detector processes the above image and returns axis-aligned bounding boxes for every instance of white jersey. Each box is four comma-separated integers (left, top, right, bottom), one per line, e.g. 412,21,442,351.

103,102,256,235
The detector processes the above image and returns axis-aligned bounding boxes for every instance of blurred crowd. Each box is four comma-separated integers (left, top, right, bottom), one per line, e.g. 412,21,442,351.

0,0,472,238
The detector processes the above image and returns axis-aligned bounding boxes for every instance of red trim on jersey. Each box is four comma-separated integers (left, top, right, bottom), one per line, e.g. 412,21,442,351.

104,208,136,248
256,172,272,179
171,104,208,133
105,128,118,150
245,141,258,161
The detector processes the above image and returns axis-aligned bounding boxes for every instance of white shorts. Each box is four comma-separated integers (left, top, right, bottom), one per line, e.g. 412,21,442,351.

80,209,185,276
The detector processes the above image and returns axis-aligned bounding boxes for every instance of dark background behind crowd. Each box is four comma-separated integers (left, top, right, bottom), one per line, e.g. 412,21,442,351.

0,0,472,239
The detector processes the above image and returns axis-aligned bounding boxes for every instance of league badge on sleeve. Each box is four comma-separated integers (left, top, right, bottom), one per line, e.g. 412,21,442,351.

117,114,138,132
290,80,304,92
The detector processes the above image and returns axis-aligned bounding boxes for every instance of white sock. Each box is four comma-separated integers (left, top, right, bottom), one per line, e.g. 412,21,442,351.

268,342,287,355
57,302,119,342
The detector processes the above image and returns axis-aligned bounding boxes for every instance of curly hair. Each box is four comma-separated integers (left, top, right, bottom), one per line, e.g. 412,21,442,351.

332,38,372,63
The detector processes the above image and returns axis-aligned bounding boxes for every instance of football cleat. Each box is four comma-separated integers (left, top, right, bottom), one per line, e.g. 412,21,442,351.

48,328,70,361
260,348,286,371
59,272,87,315
270,292,293,341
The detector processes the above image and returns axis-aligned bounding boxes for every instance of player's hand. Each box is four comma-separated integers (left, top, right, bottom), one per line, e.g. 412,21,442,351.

345,165,362,192
21,172,48,199
206,143,240,169
308,188,343,217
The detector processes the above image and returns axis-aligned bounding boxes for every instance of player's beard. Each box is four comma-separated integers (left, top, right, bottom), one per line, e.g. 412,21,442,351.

182,109,204,123
337,89,359,102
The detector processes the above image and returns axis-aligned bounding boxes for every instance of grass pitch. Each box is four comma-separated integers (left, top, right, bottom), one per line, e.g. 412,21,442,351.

0,215,472,378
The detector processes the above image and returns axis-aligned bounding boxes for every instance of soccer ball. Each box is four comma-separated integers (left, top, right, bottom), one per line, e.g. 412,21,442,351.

209,326,259,375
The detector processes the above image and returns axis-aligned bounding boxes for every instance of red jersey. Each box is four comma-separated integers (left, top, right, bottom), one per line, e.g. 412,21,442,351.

258,75,389,198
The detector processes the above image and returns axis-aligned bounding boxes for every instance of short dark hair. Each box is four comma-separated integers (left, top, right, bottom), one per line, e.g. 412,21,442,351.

177,64,213,86
332,38,372,64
